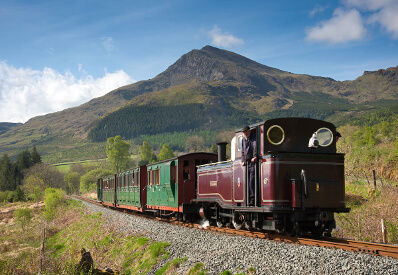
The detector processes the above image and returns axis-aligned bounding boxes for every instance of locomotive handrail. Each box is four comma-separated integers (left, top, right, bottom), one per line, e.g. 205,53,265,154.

197,160,232,168
301,169,308,198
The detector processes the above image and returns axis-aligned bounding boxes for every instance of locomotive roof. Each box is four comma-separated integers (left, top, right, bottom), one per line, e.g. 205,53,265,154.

236,117,335,132
147,152,217,166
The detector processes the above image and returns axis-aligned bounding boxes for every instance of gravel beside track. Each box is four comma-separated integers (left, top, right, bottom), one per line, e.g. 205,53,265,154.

79,200,398,275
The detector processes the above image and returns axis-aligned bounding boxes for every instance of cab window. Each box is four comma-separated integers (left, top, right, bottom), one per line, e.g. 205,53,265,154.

237,135,243,151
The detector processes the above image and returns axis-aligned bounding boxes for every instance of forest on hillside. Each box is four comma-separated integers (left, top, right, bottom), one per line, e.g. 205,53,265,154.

88,103,258,142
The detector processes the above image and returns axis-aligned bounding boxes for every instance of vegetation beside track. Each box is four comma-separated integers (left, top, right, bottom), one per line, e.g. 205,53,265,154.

334,182,398,243
0,196,213,274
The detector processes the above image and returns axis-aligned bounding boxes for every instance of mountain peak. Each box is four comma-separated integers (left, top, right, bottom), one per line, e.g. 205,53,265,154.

161,45,283,86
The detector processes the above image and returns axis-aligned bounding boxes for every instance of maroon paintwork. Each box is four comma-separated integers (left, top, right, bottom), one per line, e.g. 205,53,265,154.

177,153,219,204
261,153,345,209
197,117,346,212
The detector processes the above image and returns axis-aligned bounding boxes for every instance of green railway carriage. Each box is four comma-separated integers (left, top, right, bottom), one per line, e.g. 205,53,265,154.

115,166,147,210
98,166,147,210
99,174,116,206
146,153,218,213
98,153,217,215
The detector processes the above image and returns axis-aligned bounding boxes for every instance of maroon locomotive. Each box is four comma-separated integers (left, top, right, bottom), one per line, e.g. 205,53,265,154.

194,117,349,236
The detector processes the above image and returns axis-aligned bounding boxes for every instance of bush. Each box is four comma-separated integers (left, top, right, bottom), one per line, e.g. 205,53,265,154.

385,220,398,243
13,186,25,202
0,190,13,203
14,207,32,230
44,188,65,221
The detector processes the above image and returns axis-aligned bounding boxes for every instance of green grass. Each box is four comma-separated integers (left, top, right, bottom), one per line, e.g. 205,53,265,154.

53,159,107,173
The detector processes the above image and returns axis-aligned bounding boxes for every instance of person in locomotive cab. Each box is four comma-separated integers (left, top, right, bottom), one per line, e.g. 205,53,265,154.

183,165,189,179
241,125,257,206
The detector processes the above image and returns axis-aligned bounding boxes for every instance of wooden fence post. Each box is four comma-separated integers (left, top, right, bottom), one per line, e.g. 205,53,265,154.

39,228,45,274
381,219,387,243
372,169,377,190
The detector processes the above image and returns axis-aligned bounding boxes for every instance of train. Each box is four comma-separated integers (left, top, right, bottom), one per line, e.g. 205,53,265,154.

97,117,349,237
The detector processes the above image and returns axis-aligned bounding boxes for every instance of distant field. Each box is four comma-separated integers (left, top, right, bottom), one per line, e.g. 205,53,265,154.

53,155,140,173
53,159,107,173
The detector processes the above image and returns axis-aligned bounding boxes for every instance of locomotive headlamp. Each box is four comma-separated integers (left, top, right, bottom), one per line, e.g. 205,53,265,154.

308,132,319,148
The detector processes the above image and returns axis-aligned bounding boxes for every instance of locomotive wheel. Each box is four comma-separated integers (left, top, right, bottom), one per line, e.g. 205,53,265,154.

232,219,243,230
310,226,324,238
216,219,224,228
285,222,296,237
244,220,252,231
182,214,189,222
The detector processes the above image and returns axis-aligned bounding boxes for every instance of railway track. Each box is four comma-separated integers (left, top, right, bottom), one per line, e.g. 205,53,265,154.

72,195,398,261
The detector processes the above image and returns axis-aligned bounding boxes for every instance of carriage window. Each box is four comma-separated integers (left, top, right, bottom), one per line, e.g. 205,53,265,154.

155,170,160,185
237,135,243,151
316,128,333,147
267,125,285,145
148,171,152,185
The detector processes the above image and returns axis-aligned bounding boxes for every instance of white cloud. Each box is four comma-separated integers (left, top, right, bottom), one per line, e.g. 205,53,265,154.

309,4,330,17
0,62,134,123
101,36,114,52
342,0,395,11
368,4,398,39
306,8,366,43
208,25,244,47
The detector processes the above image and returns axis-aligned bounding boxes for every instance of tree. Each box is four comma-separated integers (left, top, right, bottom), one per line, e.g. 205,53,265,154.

31,146,42,165
0,154,14,191
13,186,25,202
185,135,205,152
22,163,65,193
80,168,113,194
106,135,131,173
23,175,45,196
158,144,175,161
17,149,32,171
64,172,80,194
210,144,218,154
138,141,157,165
44,188,65,221
14,207,32,230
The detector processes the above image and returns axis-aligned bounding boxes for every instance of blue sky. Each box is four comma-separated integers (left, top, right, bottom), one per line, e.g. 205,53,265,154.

1,0,398,123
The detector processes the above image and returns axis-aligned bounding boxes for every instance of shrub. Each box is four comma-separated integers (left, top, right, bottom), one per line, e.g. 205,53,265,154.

13,186,25,202
385,220,398,243
14,206,32,230
0,190,12,203
44,188,65,221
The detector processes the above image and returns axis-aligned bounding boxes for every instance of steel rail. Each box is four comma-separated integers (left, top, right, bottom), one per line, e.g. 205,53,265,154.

71,195,398,260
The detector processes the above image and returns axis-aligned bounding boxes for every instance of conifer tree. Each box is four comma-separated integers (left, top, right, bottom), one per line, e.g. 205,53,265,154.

0,154,14,191
31,146,42,165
